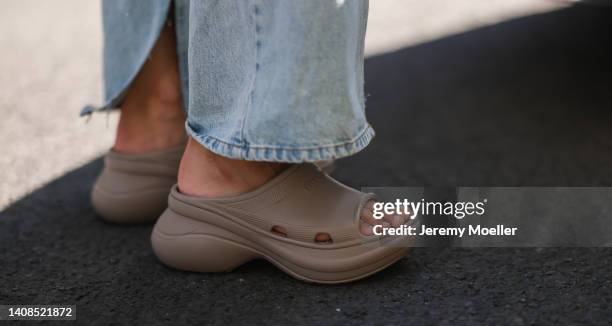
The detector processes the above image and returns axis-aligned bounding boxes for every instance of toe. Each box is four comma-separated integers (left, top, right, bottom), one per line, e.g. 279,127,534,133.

360,200,385,236
360,221,374,236
382,214,400,227
360,204,380,226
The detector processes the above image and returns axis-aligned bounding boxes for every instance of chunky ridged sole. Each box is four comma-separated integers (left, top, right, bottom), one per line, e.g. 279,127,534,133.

151,209,410,284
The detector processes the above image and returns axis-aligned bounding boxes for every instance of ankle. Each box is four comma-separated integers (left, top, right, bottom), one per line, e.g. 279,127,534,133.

142,83,184,121
114,100,186,154
178,138,289,197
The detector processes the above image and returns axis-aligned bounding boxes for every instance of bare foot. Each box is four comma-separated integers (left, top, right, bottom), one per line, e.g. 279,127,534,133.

178,138,407,237
178,138,289,197
357,200,410,237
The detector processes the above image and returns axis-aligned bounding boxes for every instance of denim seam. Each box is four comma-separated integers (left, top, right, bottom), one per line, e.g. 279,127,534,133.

188,127,374,163
173,0,190,113
187,123,375,162
193,124,373,150
238,0,262,158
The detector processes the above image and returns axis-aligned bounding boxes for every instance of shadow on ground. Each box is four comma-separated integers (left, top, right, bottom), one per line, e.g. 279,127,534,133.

1,5,611,325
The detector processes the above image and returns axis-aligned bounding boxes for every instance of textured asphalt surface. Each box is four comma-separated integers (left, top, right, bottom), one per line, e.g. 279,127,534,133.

2,4,612,325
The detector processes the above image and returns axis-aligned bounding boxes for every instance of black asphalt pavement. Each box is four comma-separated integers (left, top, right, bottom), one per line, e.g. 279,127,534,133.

1,5,612,325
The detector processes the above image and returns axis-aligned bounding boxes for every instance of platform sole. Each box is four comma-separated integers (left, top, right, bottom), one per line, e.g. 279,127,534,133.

151,210,410,284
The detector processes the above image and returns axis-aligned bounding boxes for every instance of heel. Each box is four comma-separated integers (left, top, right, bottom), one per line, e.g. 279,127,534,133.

151,209,257,272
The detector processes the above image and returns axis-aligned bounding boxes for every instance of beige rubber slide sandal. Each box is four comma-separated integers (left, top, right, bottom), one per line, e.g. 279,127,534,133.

91,146,184,224
152,164,411,284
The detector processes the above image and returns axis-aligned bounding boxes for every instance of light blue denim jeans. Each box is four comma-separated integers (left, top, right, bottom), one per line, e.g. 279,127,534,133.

83,0,373,163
